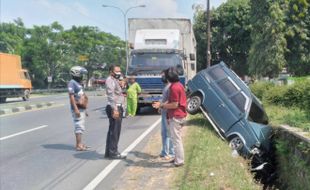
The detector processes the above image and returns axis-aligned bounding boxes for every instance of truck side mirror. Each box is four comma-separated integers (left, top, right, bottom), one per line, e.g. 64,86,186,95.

190,53,195,61
176,64,184,75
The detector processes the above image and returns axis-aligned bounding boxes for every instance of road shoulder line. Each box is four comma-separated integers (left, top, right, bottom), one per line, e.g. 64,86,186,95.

83,118,161,190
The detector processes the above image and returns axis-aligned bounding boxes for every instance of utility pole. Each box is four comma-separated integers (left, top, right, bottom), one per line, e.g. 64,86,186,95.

206,0,211,68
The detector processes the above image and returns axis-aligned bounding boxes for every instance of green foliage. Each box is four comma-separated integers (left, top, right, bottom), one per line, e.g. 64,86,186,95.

251,80,310,114
211,0,251,76
248,0,287,78
193,0,252,75
264,80,310,113
249,81,274,99
193,0,310,77
0,18,26,55
0,20,125,88
263,85,289,106
175,114,261,190
275,139,310,189
284,0,310,76
265,101,310,132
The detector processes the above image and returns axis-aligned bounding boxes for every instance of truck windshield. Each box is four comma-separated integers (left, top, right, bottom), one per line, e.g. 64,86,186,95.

128,53,183,75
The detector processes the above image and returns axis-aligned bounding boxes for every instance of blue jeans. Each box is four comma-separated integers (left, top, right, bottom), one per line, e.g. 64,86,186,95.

160,111,174,157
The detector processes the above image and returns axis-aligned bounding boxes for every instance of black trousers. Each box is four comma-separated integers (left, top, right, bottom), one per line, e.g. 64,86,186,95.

105,105,123,156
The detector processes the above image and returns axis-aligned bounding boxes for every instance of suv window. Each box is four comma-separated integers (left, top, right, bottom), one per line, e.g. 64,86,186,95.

218,78,239,96
248,97,269,124
231,92,247,112
209,67,226,81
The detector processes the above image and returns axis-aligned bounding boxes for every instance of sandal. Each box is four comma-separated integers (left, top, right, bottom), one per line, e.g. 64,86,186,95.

82,144,91,149
76,145,91,151
162,156,172,160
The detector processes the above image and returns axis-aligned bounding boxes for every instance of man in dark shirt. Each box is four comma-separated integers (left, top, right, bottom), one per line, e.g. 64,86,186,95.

105,65,126,159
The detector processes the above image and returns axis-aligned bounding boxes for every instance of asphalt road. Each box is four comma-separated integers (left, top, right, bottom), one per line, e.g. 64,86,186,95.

0,94,161,190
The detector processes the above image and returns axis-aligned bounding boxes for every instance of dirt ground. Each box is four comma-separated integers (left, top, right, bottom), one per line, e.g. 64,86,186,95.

112,127,188,190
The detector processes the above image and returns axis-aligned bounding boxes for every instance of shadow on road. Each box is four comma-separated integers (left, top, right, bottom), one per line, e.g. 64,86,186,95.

122,151,173,169
74,150,105,160
42,144,76,151
137,106,160,116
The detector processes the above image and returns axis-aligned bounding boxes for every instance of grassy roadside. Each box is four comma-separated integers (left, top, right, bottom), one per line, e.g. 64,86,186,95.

264,104,310,132
174,114,261,190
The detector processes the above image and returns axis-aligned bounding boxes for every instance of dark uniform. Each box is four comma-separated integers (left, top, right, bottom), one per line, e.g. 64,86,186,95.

105,75,124,157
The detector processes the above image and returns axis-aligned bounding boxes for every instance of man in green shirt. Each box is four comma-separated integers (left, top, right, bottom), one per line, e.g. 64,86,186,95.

126,76,141,116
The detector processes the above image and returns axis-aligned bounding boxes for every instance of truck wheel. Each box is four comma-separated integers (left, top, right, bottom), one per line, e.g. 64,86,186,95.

136,104,141,115
23,90,30,101
186,95,202,115
0,97,6,103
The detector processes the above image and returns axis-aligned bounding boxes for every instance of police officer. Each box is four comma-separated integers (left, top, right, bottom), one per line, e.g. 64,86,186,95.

105,65,126,159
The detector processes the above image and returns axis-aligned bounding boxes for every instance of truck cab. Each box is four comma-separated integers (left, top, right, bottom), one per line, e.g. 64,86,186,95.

127,28,190,112
0,53,32,103
127,49,186,108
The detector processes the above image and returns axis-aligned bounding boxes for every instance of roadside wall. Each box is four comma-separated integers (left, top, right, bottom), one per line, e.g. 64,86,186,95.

274,125,310,189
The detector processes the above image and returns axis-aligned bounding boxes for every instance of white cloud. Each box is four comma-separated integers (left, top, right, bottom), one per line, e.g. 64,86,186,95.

35,0,73,17
133,0,187,18
73,2,90,17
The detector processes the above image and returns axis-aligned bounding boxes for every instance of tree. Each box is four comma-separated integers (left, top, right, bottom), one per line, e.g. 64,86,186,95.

284,0,310,76
211,0,252,76
193,0,252,76
22,22,66,88
0,18,26,54
63,26,125,86
248,0,287,78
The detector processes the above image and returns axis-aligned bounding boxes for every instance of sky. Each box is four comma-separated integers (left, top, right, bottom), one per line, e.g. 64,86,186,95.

0,0,226,39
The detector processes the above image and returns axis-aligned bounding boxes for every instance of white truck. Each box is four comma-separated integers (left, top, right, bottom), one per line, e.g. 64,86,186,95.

127,18,196,112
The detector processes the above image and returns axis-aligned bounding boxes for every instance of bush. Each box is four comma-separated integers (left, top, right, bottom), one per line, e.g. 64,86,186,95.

249,81,274,99
263,85,289,106
251,80,310,114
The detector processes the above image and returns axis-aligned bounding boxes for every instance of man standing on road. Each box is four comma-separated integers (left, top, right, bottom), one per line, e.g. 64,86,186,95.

105,65,126,159
153,67,187,167
159,70,174,160
68,66,90,151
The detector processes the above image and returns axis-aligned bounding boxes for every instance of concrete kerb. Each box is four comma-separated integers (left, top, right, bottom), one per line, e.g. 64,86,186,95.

0,102,55,115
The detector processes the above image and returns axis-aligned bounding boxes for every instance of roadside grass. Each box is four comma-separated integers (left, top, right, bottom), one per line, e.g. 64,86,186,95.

264,104,310,132
174,114,261,190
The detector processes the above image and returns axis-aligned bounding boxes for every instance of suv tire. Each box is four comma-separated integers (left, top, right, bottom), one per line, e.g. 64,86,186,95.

187,95,202,115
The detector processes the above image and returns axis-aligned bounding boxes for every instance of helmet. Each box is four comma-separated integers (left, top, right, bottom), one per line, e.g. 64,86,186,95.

70,66,88,78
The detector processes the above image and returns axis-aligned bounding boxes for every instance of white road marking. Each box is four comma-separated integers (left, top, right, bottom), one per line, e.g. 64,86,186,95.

83,118,161,190
0,125,48,141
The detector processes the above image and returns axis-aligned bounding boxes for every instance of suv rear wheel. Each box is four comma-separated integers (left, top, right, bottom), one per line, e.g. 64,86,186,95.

187,95,202,115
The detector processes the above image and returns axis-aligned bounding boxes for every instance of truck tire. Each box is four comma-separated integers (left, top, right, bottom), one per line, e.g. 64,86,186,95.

22,89,30,101
0,97,6,103
136,104,141,115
